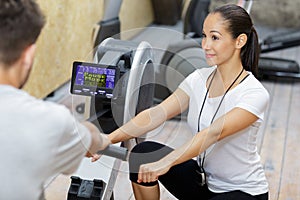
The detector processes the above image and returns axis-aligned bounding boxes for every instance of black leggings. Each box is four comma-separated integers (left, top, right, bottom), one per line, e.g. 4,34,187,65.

128,141,268,200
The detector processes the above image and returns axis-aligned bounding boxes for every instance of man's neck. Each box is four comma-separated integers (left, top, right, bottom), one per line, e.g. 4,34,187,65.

0,63,20,88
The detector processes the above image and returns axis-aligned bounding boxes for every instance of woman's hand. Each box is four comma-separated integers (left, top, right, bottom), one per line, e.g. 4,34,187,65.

137,160,172,183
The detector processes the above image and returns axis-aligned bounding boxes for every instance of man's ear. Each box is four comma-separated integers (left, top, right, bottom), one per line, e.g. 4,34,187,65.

21,44,36,69
236,33,247,49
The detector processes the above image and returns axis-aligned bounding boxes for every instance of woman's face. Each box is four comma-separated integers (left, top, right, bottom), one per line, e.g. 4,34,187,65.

202,13,238,67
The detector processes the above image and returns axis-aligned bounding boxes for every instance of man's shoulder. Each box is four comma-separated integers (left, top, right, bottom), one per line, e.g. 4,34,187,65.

1,86,73,123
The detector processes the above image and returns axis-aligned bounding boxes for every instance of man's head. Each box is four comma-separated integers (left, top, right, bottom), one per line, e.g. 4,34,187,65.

0,0,45,67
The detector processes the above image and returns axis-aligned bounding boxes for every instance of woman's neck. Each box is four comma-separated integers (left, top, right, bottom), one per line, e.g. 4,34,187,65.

216,61,244,86
207,62,245,98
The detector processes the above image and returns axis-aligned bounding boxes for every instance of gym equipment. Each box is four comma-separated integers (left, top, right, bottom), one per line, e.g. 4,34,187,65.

154,0,210,103
183,0,210,39
151,0,182,25
239,0,300,79
68,176,106,200
93,0,122,48
237,0,300,79
75,0,123,115
258,29,300,79
260,30,300,53
69,38,155,200
97,145,128,161
155,38,208,102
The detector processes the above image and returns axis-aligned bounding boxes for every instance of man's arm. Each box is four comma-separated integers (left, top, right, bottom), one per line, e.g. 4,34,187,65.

81,121,111,156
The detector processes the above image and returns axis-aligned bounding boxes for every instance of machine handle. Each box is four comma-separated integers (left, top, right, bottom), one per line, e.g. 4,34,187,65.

97,145,128,161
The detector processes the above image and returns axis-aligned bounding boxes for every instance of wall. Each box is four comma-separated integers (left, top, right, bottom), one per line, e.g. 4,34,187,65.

120,0,154,40
210,0,300,28
250,0,300,28
23,0,154,98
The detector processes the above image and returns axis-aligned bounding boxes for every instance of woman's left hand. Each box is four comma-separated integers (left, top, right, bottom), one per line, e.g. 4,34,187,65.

137,160,172,183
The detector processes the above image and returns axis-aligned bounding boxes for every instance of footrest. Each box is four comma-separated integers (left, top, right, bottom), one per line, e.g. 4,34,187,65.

67,176,106,200
258,57,300,73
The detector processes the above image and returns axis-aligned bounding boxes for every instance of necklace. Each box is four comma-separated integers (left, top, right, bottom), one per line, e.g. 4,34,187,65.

197,67,244,185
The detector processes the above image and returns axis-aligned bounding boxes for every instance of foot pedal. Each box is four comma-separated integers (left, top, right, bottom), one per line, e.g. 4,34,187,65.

67,176,106,200
258,57,300,78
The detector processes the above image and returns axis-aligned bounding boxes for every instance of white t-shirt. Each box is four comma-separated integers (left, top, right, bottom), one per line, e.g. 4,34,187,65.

0,85,91,200
179,66,269,195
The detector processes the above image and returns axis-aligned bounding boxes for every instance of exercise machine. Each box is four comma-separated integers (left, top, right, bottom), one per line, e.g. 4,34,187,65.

74,0,123,115
154,38,208,102
93,0,122,48
237,0,300,79
258,29,300,79
183,0,210,39
68,38,155,199
154,0,210,102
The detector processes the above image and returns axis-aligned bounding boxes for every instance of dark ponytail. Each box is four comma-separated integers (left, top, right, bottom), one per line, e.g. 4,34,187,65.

241,27,260,77
212,4,260,77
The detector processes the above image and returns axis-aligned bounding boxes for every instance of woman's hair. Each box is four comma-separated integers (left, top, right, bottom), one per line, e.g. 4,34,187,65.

212,4,259,77
0,0,45,66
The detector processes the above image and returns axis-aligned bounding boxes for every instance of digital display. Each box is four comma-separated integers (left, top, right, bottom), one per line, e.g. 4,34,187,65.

74,65,116,89
70,61,120,97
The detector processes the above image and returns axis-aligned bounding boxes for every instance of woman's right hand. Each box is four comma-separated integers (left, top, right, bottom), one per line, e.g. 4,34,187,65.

138,159,172,183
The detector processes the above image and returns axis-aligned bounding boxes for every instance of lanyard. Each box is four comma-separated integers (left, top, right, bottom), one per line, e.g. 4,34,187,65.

197,67,244,173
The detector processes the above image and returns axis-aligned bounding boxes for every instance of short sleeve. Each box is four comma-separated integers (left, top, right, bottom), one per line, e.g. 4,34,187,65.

178,73,194,97
236,87,269,120
178,69,208,97
52,107,92,174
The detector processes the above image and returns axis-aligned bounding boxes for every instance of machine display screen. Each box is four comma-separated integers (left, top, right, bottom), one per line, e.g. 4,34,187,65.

70,61,120,98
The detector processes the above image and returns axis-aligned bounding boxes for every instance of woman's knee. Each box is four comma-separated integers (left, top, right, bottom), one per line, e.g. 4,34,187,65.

128,141,172,165
128,141,173,185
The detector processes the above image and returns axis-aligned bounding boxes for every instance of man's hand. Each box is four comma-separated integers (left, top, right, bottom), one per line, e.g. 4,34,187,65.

87,133,111,162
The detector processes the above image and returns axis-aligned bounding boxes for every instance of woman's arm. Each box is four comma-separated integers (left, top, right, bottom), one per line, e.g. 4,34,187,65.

108,88,189,144
137,107,259,183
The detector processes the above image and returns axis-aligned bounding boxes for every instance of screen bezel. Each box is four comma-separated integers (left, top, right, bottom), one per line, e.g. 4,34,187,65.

70,61,120,97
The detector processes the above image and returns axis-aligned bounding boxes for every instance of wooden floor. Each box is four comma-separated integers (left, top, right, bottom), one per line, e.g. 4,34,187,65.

256,27,300,200
44,23,300,200
256,54,300,199
259,79,300,200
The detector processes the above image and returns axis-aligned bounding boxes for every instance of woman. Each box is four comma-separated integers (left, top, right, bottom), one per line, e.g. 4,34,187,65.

106,4,269,200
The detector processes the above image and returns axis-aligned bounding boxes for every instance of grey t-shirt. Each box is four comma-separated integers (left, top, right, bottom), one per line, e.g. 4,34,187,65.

0,85,91,200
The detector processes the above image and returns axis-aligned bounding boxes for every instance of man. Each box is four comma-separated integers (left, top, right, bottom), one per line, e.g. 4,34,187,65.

0,0,110,199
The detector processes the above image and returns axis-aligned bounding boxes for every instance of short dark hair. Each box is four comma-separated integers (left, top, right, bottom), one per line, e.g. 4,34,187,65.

212,4,260,77
0,0,45,66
